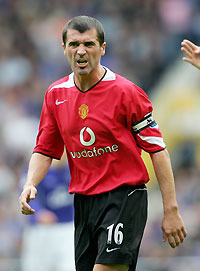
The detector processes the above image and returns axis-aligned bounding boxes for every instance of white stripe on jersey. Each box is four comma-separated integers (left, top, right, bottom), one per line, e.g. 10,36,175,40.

49,67,115,93
102,67,116,81
138,134,166,148
49,73,74,92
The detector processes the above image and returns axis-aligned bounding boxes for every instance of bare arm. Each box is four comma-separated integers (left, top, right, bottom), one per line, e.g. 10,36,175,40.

19,153,52,215
181,39,200,69
150,149,187,248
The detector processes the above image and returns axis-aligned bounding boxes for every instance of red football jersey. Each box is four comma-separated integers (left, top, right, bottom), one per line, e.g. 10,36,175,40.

33,67,166,195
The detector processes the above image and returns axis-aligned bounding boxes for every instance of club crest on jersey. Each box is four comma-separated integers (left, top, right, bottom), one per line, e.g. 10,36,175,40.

79,104,89,119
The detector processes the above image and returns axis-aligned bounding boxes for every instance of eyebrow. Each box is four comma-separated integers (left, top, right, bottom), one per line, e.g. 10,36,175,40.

68,40,96,46
84,41,95,46
68,41,79,46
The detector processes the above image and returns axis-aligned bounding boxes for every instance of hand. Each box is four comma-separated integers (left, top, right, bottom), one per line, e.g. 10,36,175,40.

19,185,37,215
181,39,200,69
162,208,187,248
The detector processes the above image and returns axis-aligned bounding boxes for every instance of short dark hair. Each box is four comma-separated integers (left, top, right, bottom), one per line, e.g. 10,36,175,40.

62,16,105,46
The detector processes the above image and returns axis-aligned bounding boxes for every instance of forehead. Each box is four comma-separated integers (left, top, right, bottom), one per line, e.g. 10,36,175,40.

66,28,98,42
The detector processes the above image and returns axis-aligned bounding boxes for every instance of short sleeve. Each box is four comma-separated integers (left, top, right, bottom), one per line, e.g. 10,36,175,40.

33,92,64,159
126,84,166,153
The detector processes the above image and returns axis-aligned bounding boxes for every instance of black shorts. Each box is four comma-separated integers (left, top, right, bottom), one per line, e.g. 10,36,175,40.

74,184,148,271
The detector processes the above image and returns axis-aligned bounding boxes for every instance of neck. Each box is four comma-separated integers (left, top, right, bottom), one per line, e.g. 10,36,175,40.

74,65,105,92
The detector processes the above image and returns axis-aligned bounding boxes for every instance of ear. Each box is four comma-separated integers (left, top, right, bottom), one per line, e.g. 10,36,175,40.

62,43,68,56
101,42,106,56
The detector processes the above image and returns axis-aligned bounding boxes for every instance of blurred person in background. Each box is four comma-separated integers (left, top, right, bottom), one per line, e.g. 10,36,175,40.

19,15,186,271
181,39,200,69
20,153,75,271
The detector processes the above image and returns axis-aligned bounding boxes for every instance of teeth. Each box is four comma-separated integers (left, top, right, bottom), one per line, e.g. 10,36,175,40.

78,60,87,63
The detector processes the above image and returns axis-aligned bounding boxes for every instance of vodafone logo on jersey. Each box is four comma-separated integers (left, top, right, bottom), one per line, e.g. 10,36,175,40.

80,127,95,146
70,126,119,159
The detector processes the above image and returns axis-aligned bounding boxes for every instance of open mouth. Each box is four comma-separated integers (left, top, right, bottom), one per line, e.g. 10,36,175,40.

77,59,88,67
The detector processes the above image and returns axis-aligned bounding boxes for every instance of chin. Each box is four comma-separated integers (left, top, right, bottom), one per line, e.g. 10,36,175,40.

77,69,90,76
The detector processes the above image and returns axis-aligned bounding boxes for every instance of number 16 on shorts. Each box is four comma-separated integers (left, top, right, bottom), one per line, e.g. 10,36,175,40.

106,223,124,245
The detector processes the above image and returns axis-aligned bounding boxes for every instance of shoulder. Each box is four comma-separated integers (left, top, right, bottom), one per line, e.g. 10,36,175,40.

47,73,74,94
110,73,152,113
104,67,133,87
103,67,149,103
104,67,149,101
115,73,148,98
115,73,135,88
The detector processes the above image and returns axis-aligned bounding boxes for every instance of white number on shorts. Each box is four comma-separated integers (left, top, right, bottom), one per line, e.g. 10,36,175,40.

106,223,124,245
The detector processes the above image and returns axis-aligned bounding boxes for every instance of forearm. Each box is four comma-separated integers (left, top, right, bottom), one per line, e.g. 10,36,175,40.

150,149,178,213
19,153,52,215
24,152,52,188
150,148,187,247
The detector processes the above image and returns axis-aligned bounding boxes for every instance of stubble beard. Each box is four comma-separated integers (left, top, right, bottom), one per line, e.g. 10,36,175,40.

75,63,92,76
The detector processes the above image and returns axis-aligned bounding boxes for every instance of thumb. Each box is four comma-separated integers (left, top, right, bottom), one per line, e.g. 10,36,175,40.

162,230,167,243
30,187,37,200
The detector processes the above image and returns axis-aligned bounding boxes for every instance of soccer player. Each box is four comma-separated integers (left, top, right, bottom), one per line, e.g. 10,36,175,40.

19,16,187,271
181,39,200,69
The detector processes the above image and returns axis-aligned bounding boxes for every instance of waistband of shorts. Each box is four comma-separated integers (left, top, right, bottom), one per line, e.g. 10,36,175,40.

75,184,147,198
111,183,146,192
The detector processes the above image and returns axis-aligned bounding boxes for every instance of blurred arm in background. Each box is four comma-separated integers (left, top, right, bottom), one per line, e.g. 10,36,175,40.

181,39,200,69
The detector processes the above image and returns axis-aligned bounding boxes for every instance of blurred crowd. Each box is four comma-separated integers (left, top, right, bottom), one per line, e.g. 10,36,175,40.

0,0,200,270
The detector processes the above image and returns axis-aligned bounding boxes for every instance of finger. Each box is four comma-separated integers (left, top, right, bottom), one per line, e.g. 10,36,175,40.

178,230,185,243
30,191,36,200
167,235,176,248
21,200,32,210
181,47,193,58
181,44,193,55
182,57,193,64
30,188,37,200
162,230,167,242
172,232,181,246
181,43,193,53
182,39,197,50
20,199,35,214
182,227,187,238
19,190,31,203
182,40,196,51
21,203,35,214
22,208,35,215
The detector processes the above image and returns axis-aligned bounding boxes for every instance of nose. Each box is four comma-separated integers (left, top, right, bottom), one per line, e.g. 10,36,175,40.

77,44,86,56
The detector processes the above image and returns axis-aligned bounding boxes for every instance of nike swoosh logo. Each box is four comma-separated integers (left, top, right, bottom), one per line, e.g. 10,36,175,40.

106,247,120,253
55,99,68,105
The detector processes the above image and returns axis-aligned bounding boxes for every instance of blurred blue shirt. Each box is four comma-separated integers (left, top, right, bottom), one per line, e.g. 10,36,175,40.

20,163,74,224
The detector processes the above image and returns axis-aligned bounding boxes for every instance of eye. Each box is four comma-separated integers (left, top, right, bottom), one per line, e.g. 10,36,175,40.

69,41,79,47
84,42,95,47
